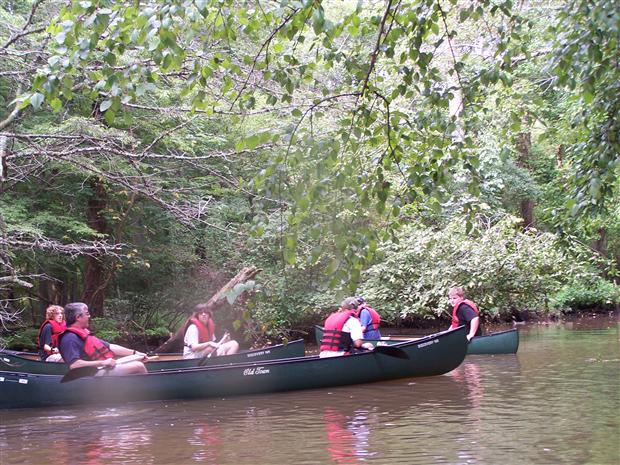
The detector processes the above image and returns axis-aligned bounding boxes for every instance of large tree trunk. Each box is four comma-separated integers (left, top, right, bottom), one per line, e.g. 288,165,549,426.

516,130,536,230
154,266,262,353
81,178,109,317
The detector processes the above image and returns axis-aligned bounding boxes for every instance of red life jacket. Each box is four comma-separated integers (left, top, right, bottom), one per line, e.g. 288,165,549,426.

320,310,356,353
188,318,216,343
356,305,381,333
450,299,480,329
63,326,115,361
37,319,67,353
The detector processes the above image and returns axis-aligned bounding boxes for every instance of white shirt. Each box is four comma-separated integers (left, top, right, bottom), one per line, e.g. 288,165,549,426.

183,324,215,359
319,316,364,358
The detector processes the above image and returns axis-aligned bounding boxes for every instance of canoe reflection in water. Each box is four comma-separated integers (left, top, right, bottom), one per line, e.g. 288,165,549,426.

324,408,371,465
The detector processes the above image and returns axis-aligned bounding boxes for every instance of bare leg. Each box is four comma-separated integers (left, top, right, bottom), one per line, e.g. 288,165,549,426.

216,340,239,356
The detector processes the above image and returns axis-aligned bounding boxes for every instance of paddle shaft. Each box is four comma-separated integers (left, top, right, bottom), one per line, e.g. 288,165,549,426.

199,332,230,365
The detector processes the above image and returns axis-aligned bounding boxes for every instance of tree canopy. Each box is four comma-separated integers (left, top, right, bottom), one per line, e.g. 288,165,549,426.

1,0,618,342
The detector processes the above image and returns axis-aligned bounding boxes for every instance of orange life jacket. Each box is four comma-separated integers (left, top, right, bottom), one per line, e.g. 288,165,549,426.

62,326,115,361
450,299,480,329
355,305,381,333
37,319,66,353
320,310,356,352
188,317,216,343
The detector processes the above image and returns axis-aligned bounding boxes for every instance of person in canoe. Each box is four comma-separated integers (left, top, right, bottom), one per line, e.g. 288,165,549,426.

37,305,66,362
447,287,482,342
354,296,382,340
183,303,239,359
320,297,374,358
59,302,148,375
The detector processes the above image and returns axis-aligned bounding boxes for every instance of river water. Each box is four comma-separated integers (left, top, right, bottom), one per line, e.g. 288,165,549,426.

0,315,618,465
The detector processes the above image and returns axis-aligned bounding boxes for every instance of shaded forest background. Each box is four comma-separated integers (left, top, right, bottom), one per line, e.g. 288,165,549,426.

1,0,618,350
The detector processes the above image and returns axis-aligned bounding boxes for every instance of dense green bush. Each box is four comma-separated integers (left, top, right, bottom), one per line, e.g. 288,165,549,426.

2,328,38,351
551,281,619,313
358,215,606,324
89,317,122,343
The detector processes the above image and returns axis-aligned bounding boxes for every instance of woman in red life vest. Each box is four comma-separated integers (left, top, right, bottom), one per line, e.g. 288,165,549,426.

183,303,239,359
37,305,66,362
58,302,147,375
447,287,481,342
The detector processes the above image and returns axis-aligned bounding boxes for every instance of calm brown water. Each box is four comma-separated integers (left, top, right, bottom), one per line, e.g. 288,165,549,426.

1,316,618,465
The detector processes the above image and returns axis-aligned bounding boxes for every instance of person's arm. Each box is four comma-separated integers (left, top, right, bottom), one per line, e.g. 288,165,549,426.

359,310,371,334
41,324,54,353
185,325,219,354
457,303,480,341
346,318,365,349
61,335,116,370
467,317,480,342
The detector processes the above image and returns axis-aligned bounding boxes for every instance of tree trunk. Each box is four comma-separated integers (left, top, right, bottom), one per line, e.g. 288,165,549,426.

591,227,607,257
81,178,109,317
516,130,536,229
154,266,262,353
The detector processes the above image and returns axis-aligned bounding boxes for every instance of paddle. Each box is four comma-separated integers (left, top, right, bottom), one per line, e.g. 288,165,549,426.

60,353,150,383
198,332,230,366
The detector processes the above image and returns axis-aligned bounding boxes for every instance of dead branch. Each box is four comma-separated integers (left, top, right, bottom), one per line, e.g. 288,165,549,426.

153,266,262,353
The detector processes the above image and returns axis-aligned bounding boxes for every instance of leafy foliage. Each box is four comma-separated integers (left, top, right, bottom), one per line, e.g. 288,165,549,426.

2,0,619,346
359,215,605,323
551,280,619,314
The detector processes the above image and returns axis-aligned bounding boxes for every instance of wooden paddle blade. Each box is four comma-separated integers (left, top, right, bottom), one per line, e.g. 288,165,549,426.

373,345,410,359
60,366,99,383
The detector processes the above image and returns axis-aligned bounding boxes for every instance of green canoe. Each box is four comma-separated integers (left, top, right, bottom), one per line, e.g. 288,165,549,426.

0,339,306,375
314,325,519,355
0,326,468,409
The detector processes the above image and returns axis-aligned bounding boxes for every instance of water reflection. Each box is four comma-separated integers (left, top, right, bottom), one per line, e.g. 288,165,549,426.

449,361,484,411
189,423,221,464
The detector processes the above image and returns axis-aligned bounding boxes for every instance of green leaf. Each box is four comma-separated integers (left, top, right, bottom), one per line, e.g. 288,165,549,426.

30,93,44,109
100,99,112,112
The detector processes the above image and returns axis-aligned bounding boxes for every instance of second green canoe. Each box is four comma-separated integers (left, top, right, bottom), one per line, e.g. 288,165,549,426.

314,326,519,355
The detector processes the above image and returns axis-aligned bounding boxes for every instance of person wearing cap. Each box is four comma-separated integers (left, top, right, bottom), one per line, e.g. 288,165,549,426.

59,302,147,375
354,296,382,340
319,297,374,358
447,287,481,341
183,303,239,359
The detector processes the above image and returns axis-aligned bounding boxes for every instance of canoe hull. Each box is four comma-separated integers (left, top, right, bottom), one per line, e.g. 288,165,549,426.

467,329,519,355
0,339,306,375
315,326,519,355
0,326,467,409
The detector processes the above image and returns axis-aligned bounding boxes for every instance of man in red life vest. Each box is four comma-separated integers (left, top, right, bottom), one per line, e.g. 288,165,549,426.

58,302,147,375
183,303,239,359
37,305,66,362
319,297,374,358
447,287,481,342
